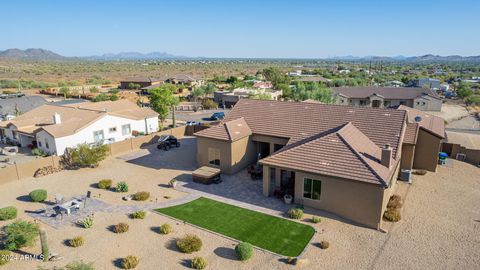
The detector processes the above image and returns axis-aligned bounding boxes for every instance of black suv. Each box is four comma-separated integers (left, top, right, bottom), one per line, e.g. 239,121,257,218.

157,135,180,151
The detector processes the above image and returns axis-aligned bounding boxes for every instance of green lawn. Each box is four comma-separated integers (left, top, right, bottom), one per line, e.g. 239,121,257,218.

155,197,315,257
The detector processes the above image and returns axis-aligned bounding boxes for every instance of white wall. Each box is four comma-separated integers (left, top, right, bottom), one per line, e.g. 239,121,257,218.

36,115,159,155
36,130,57,154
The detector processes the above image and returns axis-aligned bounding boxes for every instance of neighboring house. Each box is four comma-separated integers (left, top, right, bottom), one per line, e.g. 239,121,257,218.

120,77,163,89
0,100,158,155
288,70,302,76
412,78,441,90
0,96,47,121
299,76,332,83
194,99,444,229
164,74,204,89
332,87,442,111
252,81,273,89
217,88,283,108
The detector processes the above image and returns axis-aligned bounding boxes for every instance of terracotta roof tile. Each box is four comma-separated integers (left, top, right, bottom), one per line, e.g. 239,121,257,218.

398,105,445,138
404,123,419,144
195,118,251,142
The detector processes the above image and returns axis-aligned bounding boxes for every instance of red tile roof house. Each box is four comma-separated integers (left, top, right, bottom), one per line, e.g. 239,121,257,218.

195,99,444,229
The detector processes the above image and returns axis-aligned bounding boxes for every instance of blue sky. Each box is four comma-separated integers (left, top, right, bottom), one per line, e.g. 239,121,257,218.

1,0,478,58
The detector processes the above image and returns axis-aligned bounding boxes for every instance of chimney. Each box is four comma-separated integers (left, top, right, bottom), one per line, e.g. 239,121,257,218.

53,113,61,124
381,144,392,168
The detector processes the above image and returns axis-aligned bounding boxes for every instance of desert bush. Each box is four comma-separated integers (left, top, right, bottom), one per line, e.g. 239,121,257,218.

31,148,48,157
311,216,321,223
319,240,330,249
159,223,173,234
0,250,11,266
288,208,304,220
130,211,146,219
69,236,85,247
383,209,401,222
62,143,108,168
387,195,402,209
235,242,254,261
114,223,129,233
176,234,202,253
65,260,95,270
116,182,129,193
0,206,17,220
3,220,40,250
29,189,47,202
191,256,207,269
133,191,150,201
202,99,218,109
412,169,427,175
77,216,94,228
97,179,113,189
168,179,177,187
122,255,139,269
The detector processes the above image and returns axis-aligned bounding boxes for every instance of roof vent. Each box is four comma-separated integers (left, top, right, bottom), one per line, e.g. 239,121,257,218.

52,113,61,124
414,116,422,122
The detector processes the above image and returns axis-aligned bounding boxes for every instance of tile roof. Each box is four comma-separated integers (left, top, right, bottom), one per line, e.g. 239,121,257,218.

332,87,440,100
217,99,406,158
196,118,252,142
445,131,480,150
403,123,419,144
1,100,158,138
0,96,47,116
260,123,392,185
398,105,445,138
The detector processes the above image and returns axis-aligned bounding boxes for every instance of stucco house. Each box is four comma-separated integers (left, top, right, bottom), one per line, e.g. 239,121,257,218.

0,100,158,155
195,99,444,229
332,87,442,111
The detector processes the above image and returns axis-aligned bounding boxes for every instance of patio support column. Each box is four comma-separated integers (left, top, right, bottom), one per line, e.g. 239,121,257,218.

269,143,275,155
262,165,270,196
275,168,281,187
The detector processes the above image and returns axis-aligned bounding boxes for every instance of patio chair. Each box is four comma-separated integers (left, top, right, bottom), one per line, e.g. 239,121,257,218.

53,207,65,220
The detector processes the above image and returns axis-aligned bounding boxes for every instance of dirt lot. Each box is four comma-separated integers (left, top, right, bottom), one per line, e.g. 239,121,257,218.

0,138,479,269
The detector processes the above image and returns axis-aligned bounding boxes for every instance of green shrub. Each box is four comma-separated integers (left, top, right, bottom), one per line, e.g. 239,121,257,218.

62,143,108,168
235,242,254,261
319,240,330,249
31,148,48,157
98,179,113,189
77,216,94,228
191,257,207,269
130,211,146,219
69,236,84,247
116,182,129,193
176,234,202,253
122,255,139,269
0,206,17,220
168,179,177,187
65,260,95,270
387,195,402,209
288,208,303,220
202,99,218,109
159,223,173,234
29,189,47,202
383,209,401,222
311,216,321,223
3,220,40,250
114,223,129,233
0,250,11,266
133,191,150,201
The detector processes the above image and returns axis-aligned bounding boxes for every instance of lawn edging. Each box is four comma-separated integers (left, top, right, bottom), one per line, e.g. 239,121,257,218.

154,197,317,258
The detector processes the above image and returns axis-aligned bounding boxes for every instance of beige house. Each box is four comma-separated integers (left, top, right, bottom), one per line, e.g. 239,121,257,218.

333,87,442,111
195,99,445,229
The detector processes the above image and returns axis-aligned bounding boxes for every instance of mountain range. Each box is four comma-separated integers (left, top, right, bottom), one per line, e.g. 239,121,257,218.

1,48,479,62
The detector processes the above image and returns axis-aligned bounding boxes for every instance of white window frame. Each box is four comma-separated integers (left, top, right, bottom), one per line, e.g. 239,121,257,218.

122,124,131,136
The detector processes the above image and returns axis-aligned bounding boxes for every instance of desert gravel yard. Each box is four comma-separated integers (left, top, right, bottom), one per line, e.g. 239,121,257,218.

0,138,479,270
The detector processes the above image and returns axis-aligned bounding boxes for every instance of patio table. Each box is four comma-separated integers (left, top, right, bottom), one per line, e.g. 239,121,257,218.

58,199,82,215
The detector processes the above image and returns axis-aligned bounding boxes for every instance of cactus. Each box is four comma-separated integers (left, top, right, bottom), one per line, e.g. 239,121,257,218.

39,228,49,262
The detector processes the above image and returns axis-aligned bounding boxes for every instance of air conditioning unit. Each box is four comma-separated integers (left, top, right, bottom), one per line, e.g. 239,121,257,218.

400,169,412,183
456,153,466,161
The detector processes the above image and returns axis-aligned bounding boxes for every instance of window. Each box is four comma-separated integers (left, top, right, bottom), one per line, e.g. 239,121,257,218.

45,140,49,149
359,100,366,106
12,131,19,140
208,148,220,166
303,178,322,200
109,127,117,133
93,130,104,143
38,141,42,147
399,100,407,105
122,124,131,136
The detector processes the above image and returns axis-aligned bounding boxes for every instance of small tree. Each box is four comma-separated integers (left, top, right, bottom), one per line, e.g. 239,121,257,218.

62,143,109,168
60,87,70,99
148,84,179,128
3,220,40,251
127,83,141,90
